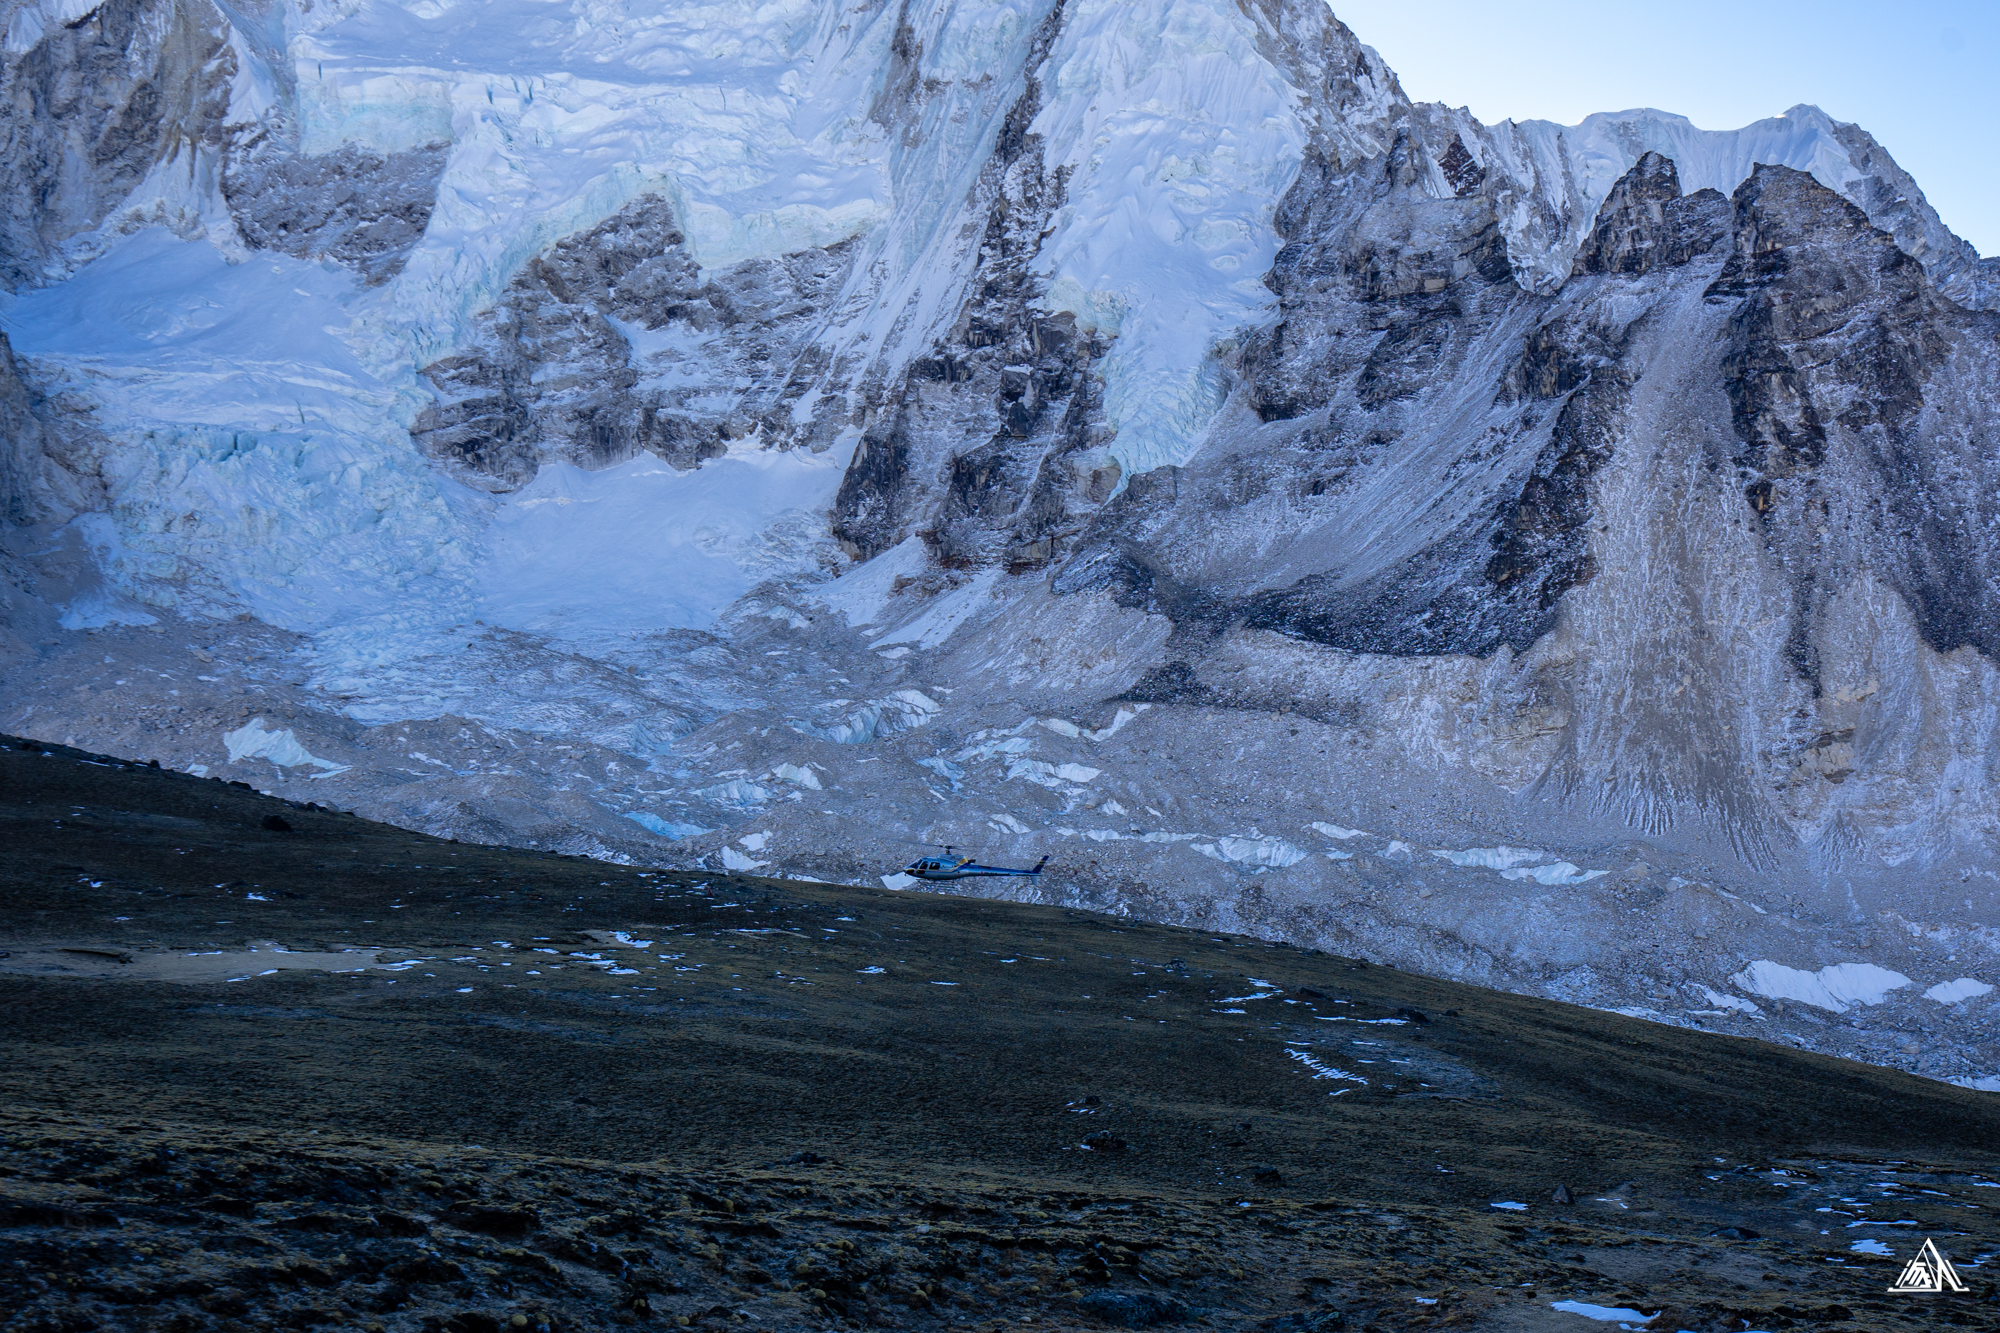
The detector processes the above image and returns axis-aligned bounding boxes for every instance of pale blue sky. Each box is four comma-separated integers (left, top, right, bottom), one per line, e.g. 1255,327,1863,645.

1329,1,1996,255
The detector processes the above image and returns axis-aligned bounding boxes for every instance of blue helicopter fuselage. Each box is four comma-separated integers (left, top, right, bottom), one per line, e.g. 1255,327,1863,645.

902,854,1048,881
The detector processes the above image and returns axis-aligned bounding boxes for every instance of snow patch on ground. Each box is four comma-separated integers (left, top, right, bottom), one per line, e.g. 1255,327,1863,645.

1040,705,1148,742
1431,845,1547,870
1500,861,1609,885
1194,835,1307,869
718,846,768,872
1283,1047,1367,1086
1925,977,1994,1005
1692,985,1762,1016
1548,1300,1657,1324
223,719,350,776
1730,960,1913,1014
1005,759,1101,788
1431,845,1608,884
810,538,927,630
870,571,1002,650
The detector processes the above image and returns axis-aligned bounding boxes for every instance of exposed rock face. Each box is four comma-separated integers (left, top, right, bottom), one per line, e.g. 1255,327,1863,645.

835,0,1398,577
0,328,112,657
835,303,1112,571
1708,163,2000,668
1031,124,2000,878
1573,152,1726,277
411,195,858,490
1828,118,2000,311
834,5,1115,570
1397,99,2000,312
0,332,66,525
0,0,446,291
222,140,448,284
1055,121,1588,659
0,0,234,286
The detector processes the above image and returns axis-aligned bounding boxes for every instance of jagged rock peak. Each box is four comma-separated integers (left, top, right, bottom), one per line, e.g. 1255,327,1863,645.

1705,162,1998,667
1723,160,1918,263
1572,151,1728,278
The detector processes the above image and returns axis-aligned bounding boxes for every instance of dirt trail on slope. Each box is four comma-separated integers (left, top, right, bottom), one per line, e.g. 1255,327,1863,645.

3,736,1996,1332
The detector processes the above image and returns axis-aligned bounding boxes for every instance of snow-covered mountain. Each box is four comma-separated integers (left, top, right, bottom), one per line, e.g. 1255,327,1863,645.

3,0,1998,1086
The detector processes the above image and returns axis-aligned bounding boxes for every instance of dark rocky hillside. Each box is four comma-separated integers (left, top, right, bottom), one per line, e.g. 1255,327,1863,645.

4,737,1998,1331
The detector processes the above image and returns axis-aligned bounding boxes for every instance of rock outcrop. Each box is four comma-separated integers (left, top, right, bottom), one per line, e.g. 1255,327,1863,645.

411,195,856,490
222,140,448,285
0,0,233,285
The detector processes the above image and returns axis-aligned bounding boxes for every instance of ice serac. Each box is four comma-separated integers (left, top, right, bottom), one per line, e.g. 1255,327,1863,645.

3,0,2000,1087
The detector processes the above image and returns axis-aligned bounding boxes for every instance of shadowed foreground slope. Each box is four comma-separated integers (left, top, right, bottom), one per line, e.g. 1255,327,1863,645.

2,736,1997,1333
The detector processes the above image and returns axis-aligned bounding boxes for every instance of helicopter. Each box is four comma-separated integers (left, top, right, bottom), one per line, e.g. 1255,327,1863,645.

900,845,1049,882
